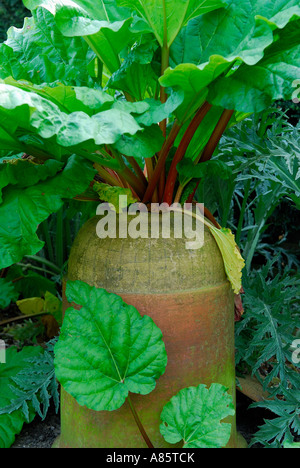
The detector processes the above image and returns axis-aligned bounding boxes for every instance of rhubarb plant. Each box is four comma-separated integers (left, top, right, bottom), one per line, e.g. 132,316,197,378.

54,280,235,448
0,0,299,291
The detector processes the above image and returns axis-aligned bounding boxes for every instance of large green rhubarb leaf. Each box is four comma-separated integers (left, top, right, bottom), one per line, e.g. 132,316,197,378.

161,0,300,118
23,1,138,74
1,77,151,117
0,155,95,269
54,280,167,411
114,124,165,160
160,384,235,448
0,80,182,163
0,159,63,203
170,0,300,67
107,36,159,100
0,8,95,86
117,0,226,47
0,83,145,159
24,0,131,28
209,20,300,112
79,18,136,76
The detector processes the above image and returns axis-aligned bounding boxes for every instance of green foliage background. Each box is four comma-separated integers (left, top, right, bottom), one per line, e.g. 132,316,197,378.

0,0,29,42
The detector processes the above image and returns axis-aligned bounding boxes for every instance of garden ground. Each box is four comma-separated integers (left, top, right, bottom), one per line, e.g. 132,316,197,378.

10,391,269,448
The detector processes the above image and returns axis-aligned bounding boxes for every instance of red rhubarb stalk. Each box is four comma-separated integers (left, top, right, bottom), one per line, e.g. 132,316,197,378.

163,102,212,205
142,121,181,203
186,109,234,203
200,109,234,163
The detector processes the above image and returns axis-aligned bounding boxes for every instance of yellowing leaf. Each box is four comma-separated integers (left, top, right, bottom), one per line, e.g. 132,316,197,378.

16,292,62,325
172,207,245,294
209,227,245,294
16,297,45,316
44,291,62,325
93,182,137,212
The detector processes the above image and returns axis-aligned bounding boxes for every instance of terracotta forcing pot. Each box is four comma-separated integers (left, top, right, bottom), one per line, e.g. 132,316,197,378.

54,214,245,448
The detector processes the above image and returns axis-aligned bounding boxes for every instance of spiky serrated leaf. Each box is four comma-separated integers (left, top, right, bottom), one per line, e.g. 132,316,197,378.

250,389,300,447
0,340,59,424
0,346,42,448
237,263,300,392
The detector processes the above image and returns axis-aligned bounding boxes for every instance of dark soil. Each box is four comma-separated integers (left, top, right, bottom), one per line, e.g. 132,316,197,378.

236,392,268,448
11,404,60,449
9,392,267,448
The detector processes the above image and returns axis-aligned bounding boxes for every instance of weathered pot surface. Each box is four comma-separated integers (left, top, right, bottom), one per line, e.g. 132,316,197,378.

54,215,246,448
